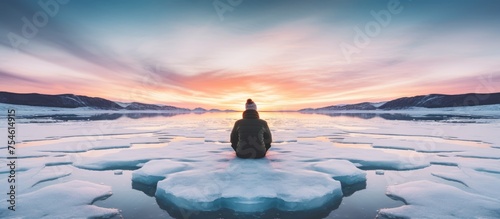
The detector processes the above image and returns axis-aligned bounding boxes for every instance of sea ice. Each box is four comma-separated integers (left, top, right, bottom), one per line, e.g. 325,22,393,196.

308,159,366,185
432,168,500,199
13,165,72,193
378,180,500,219
129,139,369,212
0,180,119,219
454,148,500,159
342,136,476,153
132,159,192,185
74,138,208,170
36,135,160,152
430,156,500,174
155,159,343,212
328,147,430,170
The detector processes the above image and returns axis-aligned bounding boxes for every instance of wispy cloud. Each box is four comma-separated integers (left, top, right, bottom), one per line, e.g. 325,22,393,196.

1,0,499,110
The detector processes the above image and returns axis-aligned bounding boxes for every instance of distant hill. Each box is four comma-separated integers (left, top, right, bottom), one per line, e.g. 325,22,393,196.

300,102,378,111
0,92,122,109
317,102,376,111
124,102,189,111
192,107,207,112
0,91,188,111
301,92,500,111
379,93,500,109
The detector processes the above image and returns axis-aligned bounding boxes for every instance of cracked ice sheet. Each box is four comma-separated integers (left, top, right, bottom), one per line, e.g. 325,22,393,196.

453,147,500,159
378,180,500,219
13,121,153,142
155,165,342,212
341,136,477,153
73,138,209,170
432,168,500,199
93,137,428,173
129,139,368,212
0,134,162,166
284,141,429,170
430,156,500,174
0,180,119,219
347,120,500,147
0,156,72,174
74,133,429,211
1,165,73,193
34,135,161,152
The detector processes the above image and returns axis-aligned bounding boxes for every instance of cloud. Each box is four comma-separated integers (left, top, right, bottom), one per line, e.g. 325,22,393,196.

1,0,500,110
0,69,42,84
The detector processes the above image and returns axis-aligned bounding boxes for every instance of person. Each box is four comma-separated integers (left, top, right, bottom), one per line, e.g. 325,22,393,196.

230,99,272,158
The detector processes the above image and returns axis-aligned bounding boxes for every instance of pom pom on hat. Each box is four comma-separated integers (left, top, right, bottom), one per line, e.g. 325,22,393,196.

246,99,257,110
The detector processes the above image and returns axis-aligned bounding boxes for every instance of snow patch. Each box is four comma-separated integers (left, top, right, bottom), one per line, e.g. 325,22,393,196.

378,180,500,219
432,168,500,199
0,180,119,219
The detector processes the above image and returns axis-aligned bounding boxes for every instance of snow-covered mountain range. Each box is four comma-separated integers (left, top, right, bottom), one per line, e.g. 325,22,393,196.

301,92,500,111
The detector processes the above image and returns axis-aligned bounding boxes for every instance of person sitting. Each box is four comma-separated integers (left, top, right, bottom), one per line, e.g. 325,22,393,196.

230,99,272,159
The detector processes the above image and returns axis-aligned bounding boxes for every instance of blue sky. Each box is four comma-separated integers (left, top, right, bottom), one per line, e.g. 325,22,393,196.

1,0,499,110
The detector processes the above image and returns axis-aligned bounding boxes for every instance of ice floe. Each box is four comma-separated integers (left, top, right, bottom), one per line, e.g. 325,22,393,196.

378,180,500,219
0,180,119,219
127,140,368,212
432,168,500,199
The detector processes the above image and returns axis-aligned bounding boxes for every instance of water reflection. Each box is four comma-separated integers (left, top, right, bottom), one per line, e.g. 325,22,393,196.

301,112,496,121
155,194,342,219
21,112,189,121
18,111,499,122
341,181,367,197
132,181,157,197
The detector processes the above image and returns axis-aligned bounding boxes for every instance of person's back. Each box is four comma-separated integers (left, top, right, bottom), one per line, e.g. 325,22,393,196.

230,99,272,159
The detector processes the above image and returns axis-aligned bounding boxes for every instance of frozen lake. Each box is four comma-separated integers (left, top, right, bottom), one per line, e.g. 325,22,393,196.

1,111,500,218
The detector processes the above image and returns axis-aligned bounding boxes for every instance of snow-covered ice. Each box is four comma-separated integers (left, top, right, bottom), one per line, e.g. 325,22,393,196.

309,159,366,185
132,159,192,185
129,140,366,212
432,168,500,199
378,180,500,219
155,161,343,212
0,180,119,219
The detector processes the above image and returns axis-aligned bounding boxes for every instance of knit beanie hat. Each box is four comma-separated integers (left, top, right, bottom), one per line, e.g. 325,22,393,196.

245,99,257,110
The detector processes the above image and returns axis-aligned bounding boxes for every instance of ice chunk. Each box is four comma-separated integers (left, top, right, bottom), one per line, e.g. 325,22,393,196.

0,156,70,174
342,136,475,153
15,166,72,192
155,158,343,212
132,159,192,185
430,156,500,174
454,148,500,159
273,141,429,170
432,168,500,199
127,140,368,213
36,135,160,152
329,147,430,170
309,159,366,185
74,139,207,170
378,180,500,219
0,180,119,219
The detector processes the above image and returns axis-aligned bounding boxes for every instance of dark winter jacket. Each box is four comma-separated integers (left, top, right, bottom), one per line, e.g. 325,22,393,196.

230,110,272,158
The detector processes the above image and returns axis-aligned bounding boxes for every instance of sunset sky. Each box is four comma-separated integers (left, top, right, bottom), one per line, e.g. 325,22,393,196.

1,0,499,110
